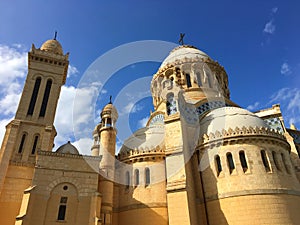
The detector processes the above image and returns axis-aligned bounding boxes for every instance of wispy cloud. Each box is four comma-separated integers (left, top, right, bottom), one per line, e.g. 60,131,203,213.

67,64,79,77
272,7,278,14
247,101,260,111
280,62,291,75
263,20,276,34
269,88,300,127
121,102,144,115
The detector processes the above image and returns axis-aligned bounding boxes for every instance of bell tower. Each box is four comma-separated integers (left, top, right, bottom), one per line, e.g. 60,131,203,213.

0,37,69,225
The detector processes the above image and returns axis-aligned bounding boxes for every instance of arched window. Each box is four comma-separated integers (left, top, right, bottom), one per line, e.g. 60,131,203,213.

226,153,235,174
18,133,27,153
125,171,130,189
166,93,177,115
39,79,52,117
145,168,150,186
196,72,202,86
215,155,222,176
57,197,67,221
281,153,291,174
31,135,39,154
185,73,192,88
134,169,139,186
239,151,248,172
27,77,41,115
261,150,271,172
272,151,281,171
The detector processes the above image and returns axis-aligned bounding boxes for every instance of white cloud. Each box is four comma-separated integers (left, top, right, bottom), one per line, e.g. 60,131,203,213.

120,102,144,115
138,116,149,128
263,20,275,34
67,64,79,77
280,62,291,75
0,117,13,146
269,88,300,127
247,101,260,111
72,138,93,155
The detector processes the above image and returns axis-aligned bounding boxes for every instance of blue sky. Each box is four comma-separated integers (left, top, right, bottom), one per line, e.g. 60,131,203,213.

0,0,299,154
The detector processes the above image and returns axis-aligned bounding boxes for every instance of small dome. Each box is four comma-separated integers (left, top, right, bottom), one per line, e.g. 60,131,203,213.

101,103,118,119
200,107,269,136
160,45,209,68
40,39,63,55
56,141,79,155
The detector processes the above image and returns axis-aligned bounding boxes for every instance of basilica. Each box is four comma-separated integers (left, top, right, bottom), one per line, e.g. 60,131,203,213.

0,37,300,225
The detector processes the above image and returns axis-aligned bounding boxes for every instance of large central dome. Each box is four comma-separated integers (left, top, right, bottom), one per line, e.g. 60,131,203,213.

160,45,209,68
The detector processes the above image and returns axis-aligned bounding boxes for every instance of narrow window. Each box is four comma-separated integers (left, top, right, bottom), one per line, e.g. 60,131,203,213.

134,169,139,186
18,134,26,153
27,77,41,115
186,73,192,88
272,151,281,171
261,150,271,172
125,171,130,188
31,135,39,154
215,155,222,176
57,197,67,221
239,151,248,172
166,93,177,115
196,72,202,86
39,79,52,117
281,153,291,174
145,168,150,186
226,153,235,174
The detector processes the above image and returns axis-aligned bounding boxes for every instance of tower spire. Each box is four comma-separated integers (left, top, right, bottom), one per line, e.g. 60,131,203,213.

54,31,57,40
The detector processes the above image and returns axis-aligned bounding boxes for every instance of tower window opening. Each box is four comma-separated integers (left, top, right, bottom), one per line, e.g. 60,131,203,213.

281,153,291,174
239,151,248,172
215,155,222,176
18,134,27,153
125,171,130,189
145,168,150,186
57,197,68,221
31,135,39,154
185,73,192,88
272,151,281,171
226,153,235,174
166,93,177,115
261,150,271,172
27,77,41,115
134,169,139,186
39,79,52,117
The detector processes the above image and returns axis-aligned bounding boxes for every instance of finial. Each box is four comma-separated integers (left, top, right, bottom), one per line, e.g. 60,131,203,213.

179,33,185,45
109,95,112,104
54,31,57,40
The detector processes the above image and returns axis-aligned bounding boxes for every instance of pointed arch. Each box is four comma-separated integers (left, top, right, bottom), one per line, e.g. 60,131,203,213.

27,77,41,115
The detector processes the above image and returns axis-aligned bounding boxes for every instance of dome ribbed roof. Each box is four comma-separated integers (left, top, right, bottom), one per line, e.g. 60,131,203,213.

200,107,269,136
160,45,209,68
40,39,63,55
56,141,79,155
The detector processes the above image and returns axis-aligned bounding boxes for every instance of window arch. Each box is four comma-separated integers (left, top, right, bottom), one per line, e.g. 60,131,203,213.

185,73,192,87
125,171,130,189
31,135,39,154
27,77,41,115
239,151,248,172
145,168,150,186
272,151,281,171
18,133,27,153
166,93,177,115
39,79,52,117
261,150,271,172
134,169,139,186
215,155,222,176
226,153,235,174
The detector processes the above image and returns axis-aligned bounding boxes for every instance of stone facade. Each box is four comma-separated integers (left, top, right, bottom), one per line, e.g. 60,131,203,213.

0,38,299,225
